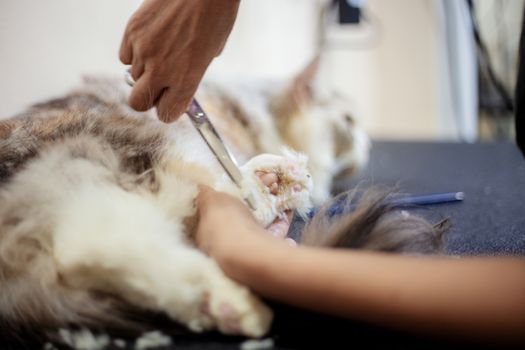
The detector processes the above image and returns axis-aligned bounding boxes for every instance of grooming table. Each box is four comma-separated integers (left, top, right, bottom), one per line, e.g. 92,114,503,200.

5,141,524,350
334,141,525,256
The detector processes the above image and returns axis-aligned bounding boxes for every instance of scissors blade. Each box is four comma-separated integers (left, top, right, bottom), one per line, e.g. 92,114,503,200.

187,99,257,210
123,69,256,209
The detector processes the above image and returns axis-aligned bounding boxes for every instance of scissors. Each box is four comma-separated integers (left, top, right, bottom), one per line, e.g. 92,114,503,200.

124,70,257,210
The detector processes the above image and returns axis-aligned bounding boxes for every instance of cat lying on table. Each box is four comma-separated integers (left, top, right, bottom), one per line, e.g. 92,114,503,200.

0,64,446,341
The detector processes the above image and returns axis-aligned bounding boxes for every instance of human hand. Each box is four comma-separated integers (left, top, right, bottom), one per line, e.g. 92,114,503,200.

119,0,240,122
195,186,294,262
195,186,266,259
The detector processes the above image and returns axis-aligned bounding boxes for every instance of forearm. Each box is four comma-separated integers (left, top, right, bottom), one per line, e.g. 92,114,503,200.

195,188,525,344
220,240,525,344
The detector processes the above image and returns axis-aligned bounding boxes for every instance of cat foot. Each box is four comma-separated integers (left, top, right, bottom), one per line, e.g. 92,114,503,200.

242,152,312,228
255,164,307,197
202,280,273,337
255,170,293,238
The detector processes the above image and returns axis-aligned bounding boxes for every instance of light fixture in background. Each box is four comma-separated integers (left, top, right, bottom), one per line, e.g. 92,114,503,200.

318,0,380,52
337,0,363,24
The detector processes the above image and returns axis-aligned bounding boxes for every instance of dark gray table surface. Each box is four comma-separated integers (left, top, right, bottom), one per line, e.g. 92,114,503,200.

333,141,525,255
5,141,524,350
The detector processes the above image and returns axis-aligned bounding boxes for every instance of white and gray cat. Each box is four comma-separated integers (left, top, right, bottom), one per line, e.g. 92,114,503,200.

0,62,446,342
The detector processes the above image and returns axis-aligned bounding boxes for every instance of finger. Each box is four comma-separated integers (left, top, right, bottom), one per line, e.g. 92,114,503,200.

156,88,193,123
119,31,133,65
215,38,228,57
195,185,216,210
128,72,164,111
197,184,214,194
130,61,145,82
196,185,214,203
267,218,290,239
285,238,298,247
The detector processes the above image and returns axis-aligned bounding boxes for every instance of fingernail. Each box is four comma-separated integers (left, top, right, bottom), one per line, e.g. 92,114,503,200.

285,238,297,247
269,227,283,237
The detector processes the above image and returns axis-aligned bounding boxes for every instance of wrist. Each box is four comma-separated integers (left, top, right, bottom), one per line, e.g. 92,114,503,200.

215,230,284,283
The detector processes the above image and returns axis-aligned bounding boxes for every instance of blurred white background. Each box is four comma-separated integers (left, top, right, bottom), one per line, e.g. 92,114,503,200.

0,0,522,141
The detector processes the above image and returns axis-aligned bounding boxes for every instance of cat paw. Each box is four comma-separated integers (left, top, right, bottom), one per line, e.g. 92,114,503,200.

202,281,273,337
241,151,313,227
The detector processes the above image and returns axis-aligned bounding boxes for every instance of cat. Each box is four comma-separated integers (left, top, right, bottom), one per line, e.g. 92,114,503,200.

0,67,446,344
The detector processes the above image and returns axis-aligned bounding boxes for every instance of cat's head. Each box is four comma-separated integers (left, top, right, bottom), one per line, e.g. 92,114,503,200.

271,57,370,182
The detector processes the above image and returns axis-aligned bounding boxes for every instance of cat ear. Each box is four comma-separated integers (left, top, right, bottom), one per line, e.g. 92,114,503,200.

270,56,321,123
0,119,16,138
288,56,320,108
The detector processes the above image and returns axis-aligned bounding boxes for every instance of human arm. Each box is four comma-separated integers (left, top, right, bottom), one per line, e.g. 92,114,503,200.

195,187,525,345
119,0,240,122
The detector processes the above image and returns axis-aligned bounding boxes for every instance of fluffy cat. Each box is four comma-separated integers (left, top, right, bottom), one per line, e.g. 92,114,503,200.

0,69,445,343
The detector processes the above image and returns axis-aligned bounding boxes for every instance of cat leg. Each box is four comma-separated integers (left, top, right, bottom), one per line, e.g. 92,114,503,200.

201,267,273,337
52,183,272,337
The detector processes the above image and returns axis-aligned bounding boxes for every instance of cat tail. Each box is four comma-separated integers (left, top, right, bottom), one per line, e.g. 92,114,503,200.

299,188,449,253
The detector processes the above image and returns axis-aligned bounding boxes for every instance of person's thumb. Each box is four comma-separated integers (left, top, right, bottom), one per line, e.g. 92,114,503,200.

156,90,193,123
195,185,215,211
